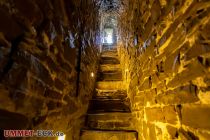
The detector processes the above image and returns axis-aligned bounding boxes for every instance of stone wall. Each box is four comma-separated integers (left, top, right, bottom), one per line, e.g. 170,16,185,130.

118,0,210,139
0,0,99,140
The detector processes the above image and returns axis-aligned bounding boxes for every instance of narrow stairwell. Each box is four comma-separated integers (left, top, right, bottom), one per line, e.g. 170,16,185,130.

80,49,138,140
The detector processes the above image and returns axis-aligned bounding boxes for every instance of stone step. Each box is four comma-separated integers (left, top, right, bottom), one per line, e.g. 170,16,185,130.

96,81,124,90
86,112,133,130
86,118,131,130
97,71,122,81
101,45,117,52
80,129,138,140
93,95,127,100
100,57,120,64
101,50,118,57
99,64,121,72
91,98,123,101
94,90,127,99
87,112,132,120
88,99,131,113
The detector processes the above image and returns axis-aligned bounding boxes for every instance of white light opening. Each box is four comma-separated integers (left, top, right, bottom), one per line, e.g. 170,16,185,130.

106,34,113,44
103,28,114,44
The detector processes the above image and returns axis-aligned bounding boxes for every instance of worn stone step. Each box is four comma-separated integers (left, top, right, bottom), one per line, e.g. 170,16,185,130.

97,71,122,81
86,112,133,130
80,129,138,140
87,120,131,130
87,112,132,118
94,90,127,99
91,98,123,101
100,57,120,64
96,81,124,90
93,95,127,100
99,64,121,72
101,45,117,52
88,99,131,113
101,50,118,57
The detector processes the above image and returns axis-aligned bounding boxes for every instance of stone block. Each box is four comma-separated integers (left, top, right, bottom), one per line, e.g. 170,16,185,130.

167,59,207,88
63,96,78,115
145,107,165,122
134,95,145,106
13,93,46,117
164,50,180,74
143,121,149,140
138,77,151,91
182,104,210,130
44,57,59,72
10,91,26,106
163,106,178,124
166,125,178,139
155,125,163,140
198,86,210,104
44,89,63,100
151,73,160,88
156,84,199,105
27,75,46,95
156,81,167,94
144,42,155,58
2,64,28,89
148,123,157,140
151,0,161,23
197,130,210,140
14,50,54,86
144,89,157,105
143,17,154,41
186,43,210,60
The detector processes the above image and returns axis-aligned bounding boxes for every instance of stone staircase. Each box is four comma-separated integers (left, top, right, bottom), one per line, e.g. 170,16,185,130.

80,49,138,140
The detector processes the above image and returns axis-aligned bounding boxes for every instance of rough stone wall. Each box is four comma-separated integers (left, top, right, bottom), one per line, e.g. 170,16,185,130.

118,0,210,139
0,0,99,139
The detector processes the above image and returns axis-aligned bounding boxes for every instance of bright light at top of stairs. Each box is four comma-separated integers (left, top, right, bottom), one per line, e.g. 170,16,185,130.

106,34,113,44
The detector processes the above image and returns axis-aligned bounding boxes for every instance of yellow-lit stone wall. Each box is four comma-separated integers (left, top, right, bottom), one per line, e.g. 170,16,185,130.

118,0,210,139
0,0,99,140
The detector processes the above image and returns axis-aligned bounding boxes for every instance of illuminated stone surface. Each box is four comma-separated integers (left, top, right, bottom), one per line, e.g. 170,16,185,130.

118,0,210,139
0,0,210,139
81,49,137,139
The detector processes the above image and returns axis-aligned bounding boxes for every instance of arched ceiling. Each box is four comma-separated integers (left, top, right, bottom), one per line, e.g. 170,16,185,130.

99,0,125,30
100,0,121,13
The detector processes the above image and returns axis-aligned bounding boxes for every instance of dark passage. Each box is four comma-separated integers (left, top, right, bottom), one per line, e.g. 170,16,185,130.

0,0,210,140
